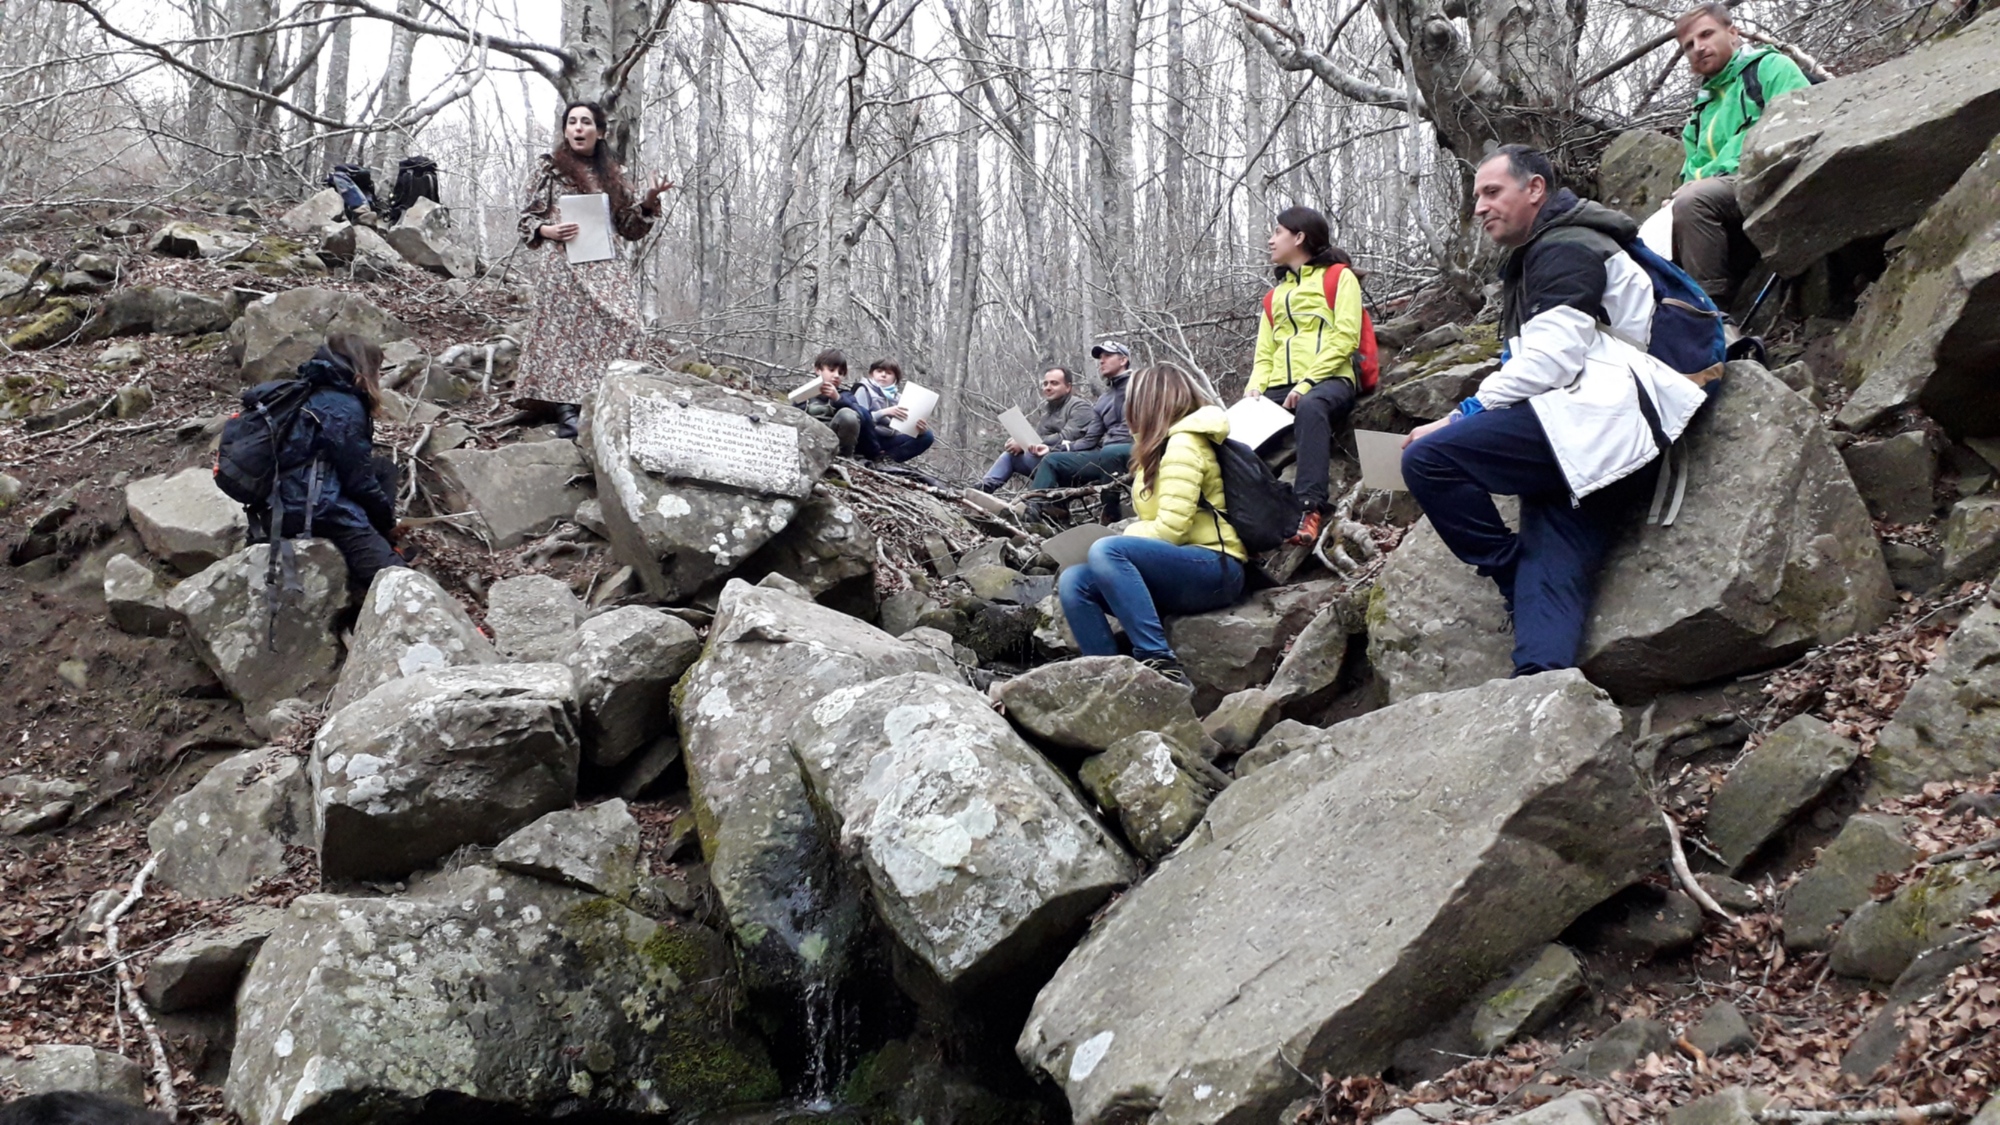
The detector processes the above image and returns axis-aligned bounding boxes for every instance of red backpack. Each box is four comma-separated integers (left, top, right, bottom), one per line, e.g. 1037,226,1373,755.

1262,262,1379,394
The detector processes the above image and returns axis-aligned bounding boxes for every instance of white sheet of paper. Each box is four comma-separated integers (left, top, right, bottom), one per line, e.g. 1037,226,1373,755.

999,407,1042,450
787,375,824,404
1044,523,1114,568
559,193,614,264
1226,395,1296,450
1354,429,1410,492
1639,201,1674,261
891,382,939,436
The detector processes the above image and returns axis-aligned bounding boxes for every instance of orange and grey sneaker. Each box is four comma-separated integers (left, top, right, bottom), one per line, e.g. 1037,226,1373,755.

1287,509,1324,547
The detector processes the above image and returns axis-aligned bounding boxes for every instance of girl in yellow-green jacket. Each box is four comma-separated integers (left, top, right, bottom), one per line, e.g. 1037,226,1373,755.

1058,364,1248,687
1247,205,1364,545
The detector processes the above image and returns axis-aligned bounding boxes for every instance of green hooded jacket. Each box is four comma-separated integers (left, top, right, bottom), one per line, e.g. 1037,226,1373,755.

1680,45,1812,182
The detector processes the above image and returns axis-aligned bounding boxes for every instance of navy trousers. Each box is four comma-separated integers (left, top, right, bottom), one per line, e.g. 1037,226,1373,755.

1263,378,1358,511
1401,405,1649,675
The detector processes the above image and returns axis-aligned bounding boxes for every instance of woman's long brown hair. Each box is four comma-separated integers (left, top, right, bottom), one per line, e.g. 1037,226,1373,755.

1125,363,1207,496
325,332,383,418
552,101,636,219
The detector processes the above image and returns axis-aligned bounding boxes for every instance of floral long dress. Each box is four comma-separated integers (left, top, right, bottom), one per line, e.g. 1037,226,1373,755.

513,152,657,407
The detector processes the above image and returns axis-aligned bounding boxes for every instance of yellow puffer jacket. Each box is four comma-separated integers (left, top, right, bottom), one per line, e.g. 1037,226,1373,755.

1248,263,1364,397
1124,406,1248,562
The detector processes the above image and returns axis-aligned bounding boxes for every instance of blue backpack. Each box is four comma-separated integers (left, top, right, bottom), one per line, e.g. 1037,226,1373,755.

1620,239,1728,376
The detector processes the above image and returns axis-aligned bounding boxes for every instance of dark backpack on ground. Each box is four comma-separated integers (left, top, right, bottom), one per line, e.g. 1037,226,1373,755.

214,378,354,647
385,155,441,224
1200,437,1302,556
326,163,377,214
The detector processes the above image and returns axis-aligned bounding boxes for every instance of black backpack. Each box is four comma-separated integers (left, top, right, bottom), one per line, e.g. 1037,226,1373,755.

385,156,441,224
1199,437,1301,556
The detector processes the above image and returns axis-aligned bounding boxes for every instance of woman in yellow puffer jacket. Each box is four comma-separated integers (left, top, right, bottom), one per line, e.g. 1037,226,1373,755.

1057,363,1248,686
1247,205,1364,546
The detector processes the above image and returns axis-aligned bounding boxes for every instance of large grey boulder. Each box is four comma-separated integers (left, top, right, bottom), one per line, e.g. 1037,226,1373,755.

995,655,1206,756
0,1045,146,1104
590,365,836,601
1077,731,1221,862
788,672,1135,989
1941,496,2000,583
149,220,251,259
383,198,476,278
226,865,779,1125
1835,135,2000,434
140,908,284,1012
104,552,176,636
1168,580,1341,710
678,580,943,989
1596,129,1685,221
432,439,592,549
1838,432,1938,523
126,466,248,575
81,285,234,340
279,187,346,233
563,605,701,767
1871,600,2000,794
328,567,496,714
1829,858,2000,983
493,798,641,900
311,664,580,880
1017,672,1662,1125
486,573,585,662
738,489,878,603
1737,9,2000,276
1371,364,1893,702
165,541,349,716
149,747,313,899
316,220,408,280
1704,714,1860,872
1782,813,1919,951
228,286,412,384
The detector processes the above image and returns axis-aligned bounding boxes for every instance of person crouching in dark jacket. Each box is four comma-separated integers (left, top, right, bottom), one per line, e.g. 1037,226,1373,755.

269,333,408,591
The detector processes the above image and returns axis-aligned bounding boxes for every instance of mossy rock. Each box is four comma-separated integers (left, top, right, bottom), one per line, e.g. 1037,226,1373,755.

5,298,88,350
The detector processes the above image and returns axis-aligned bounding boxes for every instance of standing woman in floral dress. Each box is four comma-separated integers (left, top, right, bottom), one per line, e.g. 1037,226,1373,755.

516,101,671,437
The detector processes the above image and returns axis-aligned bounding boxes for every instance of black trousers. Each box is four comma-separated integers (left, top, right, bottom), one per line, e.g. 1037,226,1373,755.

1264,379,1359,512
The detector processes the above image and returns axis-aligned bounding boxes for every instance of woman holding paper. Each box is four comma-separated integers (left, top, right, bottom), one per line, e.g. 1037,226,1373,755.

515,101,672,437
1058,364,1246,687
1247,205,1364,547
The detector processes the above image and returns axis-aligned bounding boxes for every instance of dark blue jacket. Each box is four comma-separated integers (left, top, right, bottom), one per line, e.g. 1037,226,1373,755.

276,348,395,533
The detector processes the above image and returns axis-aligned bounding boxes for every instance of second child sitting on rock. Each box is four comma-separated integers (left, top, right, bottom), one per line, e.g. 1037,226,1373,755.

849,358,935,463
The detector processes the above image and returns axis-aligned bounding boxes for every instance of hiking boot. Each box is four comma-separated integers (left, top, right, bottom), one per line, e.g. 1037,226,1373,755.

976,479,1002,494
553,403,581,440
1287,509,1324,547
1137,654,1191,687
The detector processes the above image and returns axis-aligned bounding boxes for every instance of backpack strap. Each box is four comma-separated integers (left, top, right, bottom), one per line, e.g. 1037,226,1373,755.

1742,51,1767,113
1262,288,1274,324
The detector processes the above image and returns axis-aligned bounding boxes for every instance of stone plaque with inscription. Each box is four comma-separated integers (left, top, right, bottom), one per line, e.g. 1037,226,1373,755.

627,396,807,497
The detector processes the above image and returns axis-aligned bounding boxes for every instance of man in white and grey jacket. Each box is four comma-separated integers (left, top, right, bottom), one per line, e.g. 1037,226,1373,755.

1401,145,1709,676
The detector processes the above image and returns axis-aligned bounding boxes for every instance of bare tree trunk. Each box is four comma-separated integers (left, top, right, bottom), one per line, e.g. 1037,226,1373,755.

944,13,983,411
694,4,724,323
292,10,320,184
322,7,352,164
371,0,421,168
186,0,219,170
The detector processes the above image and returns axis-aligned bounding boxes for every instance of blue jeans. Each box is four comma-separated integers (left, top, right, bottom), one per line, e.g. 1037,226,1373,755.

1058,536,1246,661
982,448,1043,488
1401,405,1649,675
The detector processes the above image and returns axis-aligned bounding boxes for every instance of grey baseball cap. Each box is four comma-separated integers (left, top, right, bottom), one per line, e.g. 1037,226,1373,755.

1090,340,1131,358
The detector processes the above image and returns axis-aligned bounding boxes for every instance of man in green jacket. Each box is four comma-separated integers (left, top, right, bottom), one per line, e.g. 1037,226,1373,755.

1672,1,1812,304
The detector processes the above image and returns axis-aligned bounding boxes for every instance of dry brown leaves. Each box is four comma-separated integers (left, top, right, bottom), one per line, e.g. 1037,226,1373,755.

1758,587,1978,754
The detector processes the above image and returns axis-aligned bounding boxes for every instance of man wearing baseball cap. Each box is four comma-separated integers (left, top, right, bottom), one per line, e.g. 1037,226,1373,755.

1030,341,1135,520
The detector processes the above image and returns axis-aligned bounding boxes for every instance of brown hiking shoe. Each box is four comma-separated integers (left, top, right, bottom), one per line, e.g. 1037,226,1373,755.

1287,509,1324,547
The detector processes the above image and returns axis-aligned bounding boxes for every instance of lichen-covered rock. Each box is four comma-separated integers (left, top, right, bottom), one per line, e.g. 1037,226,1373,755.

140,907,284,1012
1737,9,2000,276
1077,731,1218,862
1705,715,1860,871
1783,814,1918,951
1200,688,1284,755
149,220,251,259
280,188,346,233
562,606,700,768
1265,590,1367,711
1597,129,1685,220
228,286,412,384
736,489,878,606
1828,858,2000,982
591,365,835,601
382,198,476,279
165,541,348,717
1939,496,2000,584
494,798,641,901
1019,672,1662,1125
679,581,942,989
328,567,497,714
225,865,778,1125
485,573,585,662
788,673,1135,988
0,1044,146,1104
103,552,176,636
1167,581,1340,710
432,439,592,550
1371,364,1894,702
1470,944,1585,1053
311,664,580,881
1872,600,2000,794
1838,432,1938,524
126,466,248,575
995,655,1207,756
149,747,312,899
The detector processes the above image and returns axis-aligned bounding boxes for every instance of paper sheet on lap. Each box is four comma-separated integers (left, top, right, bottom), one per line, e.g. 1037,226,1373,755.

1226,395,1295,451
1639,201,1674,261
892,383,939,435
560,193,615,264
1044,523,1114,568
788,376,824,404
1354,429,1410,492
999,407,1042,450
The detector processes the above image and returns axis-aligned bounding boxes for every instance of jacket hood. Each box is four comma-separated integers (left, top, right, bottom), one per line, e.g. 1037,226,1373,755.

1529,188,1640,246
300,345,357,388
1168,404,1230,441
